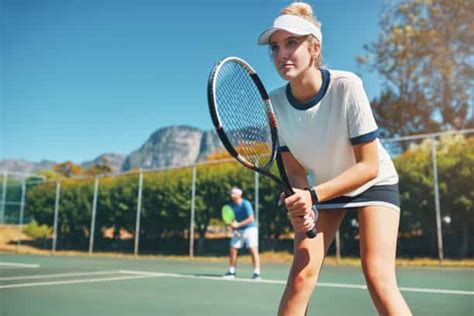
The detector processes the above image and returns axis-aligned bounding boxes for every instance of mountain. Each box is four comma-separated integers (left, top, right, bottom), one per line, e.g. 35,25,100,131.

197,130,225,161
0,125,225,174
82,153,126,173
122,125,223,171
0,159,55,175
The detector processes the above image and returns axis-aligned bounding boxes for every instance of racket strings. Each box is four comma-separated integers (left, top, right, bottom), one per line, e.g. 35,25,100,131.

215,61,273,168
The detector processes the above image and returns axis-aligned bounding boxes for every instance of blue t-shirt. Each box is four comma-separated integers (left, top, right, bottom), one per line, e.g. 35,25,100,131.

230,199,256,230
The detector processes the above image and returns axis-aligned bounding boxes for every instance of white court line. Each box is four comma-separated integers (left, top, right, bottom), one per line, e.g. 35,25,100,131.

0,262,40,268
121,270,474,296
0,274,160,290
398,286,474,295
2,269,473,296
0,270,122,281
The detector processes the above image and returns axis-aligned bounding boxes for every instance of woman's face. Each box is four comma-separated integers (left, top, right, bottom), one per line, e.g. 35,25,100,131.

269,30,316,81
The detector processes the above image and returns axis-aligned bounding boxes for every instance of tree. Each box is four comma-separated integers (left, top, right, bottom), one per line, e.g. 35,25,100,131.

53,161,83,178
436,136,474,257
37,169,63,180
85,157,113,176
358,0,474,138
207,141,272,165
394,135,474,258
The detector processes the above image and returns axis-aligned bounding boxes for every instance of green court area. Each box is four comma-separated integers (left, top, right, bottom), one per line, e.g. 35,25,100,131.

0,253,472,315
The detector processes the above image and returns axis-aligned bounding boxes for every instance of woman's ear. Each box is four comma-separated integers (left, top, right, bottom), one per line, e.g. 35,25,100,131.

308,42,322,67
311,42,321,60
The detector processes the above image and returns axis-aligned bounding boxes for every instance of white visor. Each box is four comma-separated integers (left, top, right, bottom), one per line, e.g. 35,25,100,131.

230,188,243,196
257,14,322,46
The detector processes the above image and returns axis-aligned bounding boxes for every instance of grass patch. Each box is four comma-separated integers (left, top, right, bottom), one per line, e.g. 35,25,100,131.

22,220,52,239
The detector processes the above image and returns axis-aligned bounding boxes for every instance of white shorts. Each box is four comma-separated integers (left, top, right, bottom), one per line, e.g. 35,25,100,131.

230,226,258,249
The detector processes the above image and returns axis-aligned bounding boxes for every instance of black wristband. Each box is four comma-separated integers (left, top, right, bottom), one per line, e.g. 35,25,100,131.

305,187,319,206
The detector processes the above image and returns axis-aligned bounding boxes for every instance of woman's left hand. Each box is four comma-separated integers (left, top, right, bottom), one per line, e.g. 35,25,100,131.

289,209,316,233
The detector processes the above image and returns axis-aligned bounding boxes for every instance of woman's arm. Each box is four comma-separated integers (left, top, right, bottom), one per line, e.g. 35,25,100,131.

281,151,316,233
314,139,379,202
281,151,309,189
281,140,379,232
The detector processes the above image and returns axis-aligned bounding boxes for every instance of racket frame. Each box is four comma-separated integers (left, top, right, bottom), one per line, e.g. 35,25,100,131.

221,205,235,225
208,57,317,239
207,56,293,196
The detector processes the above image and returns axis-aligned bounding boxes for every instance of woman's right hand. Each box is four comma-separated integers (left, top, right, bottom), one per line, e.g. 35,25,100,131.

283,188,316,233
283,188,313,215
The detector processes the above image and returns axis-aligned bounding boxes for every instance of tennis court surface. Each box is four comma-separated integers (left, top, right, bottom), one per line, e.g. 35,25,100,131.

1,253,472,315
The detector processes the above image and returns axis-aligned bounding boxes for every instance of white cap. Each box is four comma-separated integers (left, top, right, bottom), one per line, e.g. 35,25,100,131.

230,187,243,196
257,14,322,46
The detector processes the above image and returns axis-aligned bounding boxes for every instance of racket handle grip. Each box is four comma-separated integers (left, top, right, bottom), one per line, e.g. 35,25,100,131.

306,228,317,239
305,206,318,238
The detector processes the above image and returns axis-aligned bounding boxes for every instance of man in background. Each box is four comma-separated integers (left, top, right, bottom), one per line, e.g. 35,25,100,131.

223,187,261,280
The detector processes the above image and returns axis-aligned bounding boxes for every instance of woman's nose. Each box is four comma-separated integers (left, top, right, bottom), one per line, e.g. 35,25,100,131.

277,48,289,62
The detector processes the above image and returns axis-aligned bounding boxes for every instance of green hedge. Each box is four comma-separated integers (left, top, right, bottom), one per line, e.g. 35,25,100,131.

24,136,473,257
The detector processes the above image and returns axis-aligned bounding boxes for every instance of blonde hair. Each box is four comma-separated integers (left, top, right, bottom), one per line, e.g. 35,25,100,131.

281,2,323,67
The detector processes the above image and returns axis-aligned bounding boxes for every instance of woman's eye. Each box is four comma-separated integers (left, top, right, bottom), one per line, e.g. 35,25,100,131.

287,39,298,48
270,45,278,52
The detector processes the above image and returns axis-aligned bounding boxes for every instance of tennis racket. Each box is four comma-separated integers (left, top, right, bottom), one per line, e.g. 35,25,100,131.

208,56,317,239
222,205,241,237
221,205,235,224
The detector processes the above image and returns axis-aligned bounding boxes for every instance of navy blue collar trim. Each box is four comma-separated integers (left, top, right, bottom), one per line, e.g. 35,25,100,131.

286,68,330,110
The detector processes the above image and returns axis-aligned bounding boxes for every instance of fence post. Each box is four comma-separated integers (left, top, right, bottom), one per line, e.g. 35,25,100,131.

134,170,144,257
17,180,26,246
52,181,61,253
254,171,259,228
89,177,99,255
335,229,341,263
0,171,7,224
189,165,197,258
431,137,444,261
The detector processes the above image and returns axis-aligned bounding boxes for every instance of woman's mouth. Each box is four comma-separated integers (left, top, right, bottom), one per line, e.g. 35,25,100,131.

280,63,294,70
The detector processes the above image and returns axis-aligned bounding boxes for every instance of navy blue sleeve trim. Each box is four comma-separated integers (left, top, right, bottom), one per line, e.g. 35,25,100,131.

278,146,290,153
350,129,379,145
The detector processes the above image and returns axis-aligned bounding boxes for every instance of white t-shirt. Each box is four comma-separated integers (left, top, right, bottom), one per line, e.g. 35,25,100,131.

270,69,398,197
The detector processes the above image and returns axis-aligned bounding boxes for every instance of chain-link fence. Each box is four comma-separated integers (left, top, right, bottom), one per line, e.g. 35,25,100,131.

2,129,473,260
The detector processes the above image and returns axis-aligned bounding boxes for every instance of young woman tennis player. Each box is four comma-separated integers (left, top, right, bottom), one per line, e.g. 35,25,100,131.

257,2,411,315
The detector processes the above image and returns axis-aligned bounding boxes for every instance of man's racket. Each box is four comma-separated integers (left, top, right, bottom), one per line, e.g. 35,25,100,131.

208,56,317,239
222,205,241,237
221,205,235,224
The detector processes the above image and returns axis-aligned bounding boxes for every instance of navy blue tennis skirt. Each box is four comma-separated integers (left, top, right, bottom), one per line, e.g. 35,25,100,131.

317,184,400,211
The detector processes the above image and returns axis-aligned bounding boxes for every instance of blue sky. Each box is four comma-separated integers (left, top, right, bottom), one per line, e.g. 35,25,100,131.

1,0,390,163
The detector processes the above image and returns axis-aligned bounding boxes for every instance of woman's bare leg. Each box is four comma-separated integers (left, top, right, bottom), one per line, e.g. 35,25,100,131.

358,206,411,315
278,209,346,316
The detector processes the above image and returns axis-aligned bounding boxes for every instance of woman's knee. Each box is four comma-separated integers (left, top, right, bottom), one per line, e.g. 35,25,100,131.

287,266,319,292
361,257,396,290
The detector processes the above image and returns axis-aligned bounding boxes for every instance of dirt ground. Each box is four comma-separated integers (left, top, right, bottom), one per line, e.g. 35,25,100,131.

1,225,473,267
0,224,37,252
